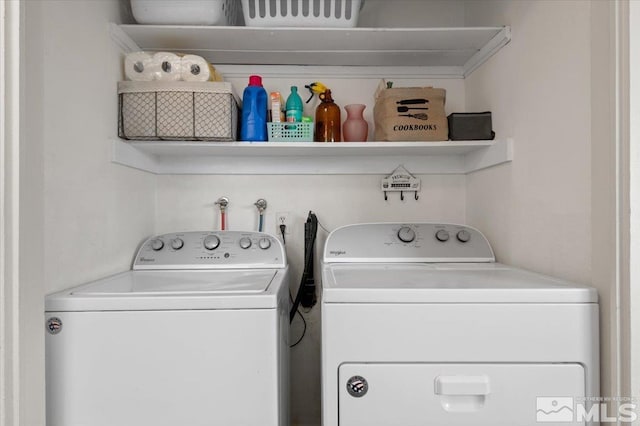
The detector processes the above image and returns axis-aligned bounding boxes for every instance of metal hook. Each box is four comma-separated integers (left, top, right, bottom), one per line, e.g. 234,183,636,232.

400,191,404,201
414,192,419,201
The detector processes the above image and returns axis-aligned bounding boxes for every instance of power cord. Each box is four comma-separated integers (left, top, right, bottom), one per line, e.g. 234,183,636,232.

289,293,307,348
280,221,306,347
290,211,318,322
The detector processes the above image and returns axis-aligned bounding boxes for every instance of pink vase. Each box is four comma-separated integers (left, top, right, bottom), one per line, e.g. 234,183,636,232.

342,104,368,142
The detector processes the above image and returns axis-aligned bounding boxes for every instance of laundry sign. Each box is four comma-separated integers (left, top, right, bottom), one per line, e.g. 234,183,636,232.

374,80,448,141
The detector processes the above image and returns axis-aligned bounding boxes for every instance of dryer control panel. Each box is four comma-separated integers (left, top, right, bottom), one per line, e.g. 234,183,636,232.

323,223,495,263
133,231,285,270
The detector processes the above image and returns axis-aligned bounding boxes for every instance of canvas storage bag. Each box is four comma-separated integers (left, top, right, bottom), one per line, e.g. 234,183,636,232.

374,82,448,141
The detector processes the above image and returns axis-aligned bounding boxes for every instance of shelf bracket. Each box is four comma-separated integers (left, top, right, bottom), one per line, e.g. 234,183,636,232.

109,23,141,54
463,26,512,77
464,138,513,173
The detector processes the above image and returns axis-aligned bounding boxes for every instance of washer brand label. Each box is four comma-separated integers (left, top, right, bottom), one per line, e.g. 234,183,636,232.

46,317,62,335
329,250,346,256
139,257,155,262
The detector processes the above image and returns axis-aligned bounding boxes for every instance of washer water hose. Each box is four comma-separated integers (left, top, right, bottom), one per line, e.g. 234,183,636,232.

215,197,229,230
254,199,267,232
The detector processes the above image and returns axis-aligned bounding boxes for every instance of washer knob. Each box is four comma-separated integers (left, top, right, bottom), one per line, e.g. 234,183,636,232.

397,226,416,243
456,230,471,243
435,229,450,242
150,239,164,251
239,237,252,249
258,238,271,250
203,235,220,250
171,238,184,250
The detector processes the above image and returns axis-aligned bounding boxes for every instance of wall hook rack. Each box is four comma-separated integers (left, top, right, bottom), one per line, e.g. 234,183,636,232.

381,165,421,202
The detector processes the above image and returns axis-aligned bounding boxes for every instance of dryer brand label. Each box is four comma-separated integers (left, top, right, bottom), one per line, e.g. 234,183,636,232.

346,376,368,397
139,257,156,262
329,250,346,256
46,317,62,335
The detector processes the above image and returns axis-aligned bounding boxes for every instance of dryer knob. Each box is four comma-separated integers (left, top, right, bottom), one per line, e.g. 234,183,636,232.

397,226,416,243
203,235,220,250
456,230,471,243
435,229,450,242
258,238,271,250
171,238,184,250
150,239,164,251
239,237,252,249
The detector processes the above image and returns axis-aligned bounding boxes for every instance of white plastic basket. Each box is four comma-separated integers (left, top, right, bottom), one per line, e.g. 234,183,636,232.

131,0,241,25
241,0,362,28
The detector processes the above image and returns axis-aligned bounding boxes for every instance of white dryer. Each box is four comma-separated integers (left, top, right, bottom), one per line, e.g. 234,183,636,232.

321,223,599,426
46,231,289,426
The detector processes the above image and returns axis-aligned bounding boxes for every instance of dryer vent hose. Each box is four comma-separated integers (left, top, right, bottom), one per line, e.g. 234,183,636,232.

290,211,318,322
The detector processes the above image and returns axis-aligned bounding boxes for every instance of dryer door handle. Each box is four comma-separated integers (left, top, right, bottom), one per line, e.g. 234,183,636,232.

434,375,491,396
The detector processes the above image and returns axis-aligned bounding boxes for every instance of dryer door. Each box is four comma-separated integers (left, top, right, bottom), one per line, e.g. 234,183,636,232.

339,363,586,426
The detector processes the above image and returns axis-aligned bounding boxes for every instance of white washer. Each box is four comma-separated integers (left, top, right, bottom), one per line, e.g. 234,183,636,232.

46,231,289,426
321,223,599,426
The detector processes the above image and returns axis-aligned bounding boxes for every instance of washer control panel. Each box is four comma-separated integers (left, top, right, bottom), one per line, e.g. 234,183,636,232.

133,231,285,270
323,223,495,263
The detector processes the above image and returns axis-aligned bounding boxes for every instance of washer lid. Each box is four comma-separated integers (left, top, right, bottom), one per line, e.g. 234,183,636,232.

322,263,597,303
46,269,286,311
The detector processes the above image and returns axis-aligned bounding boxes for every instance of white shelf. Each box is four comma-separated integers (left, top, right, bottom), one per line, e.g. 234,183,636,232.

112,139,513,175
110,24,513,174
112,24,511,77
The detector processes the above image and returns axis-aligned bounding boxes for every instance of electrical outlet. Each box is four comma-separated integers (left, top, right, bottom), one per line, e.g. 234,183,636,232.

276,212,291,235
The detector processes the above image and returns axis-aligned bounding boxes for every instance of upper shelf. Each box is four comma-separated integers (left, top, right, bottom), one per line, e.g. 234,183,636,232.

112,139,513,175
112,24,511,77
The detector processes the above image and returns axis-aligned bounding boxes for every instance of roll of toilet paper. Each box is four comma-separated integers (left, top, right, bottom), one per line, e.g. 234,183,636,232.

124,51,158,81
153,52,182,81
180,54,215,82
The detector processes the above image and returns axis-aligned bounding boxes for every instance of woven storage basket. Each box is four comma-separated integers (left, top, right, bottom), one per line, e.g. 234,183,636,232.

118,81,239,141
241,0,361,27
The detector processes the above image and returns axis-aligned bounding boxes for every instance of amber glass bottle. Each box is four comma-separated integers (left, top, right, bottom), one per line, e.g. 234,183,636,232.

314,90,341,142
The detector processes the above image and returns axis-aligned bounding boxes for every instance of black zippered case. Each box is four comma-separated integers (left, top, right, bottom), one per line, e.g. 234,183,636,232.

447,112,495,140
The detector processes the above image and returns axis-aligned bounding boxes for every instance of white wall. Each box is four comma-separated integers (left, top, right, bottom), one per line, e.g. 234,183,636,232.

630,0,640,415
358,0,465,27
21,2,155,423
463,0,591,284
40,0,155,293
20,1,46,423
463,0,624,404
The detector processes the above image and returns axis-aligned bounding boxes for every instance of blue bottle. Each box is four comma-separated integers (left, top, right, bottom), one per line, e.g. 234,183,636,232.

240,75,268,142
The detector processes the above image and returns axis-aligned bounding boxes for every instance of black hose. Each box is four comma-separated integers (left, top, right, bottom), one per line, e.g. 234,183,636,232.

290,211,318,323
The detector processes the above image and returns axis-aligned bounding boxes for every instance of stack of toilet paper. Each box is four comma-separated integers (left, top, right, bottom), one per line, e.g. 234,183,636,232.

124,51,224,82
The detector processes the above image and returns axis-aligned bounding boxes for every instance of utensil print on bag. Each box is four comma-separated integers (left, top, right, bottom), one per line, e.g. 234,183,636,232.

397,106,429,113
396,98,429,105
399,113,429,120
